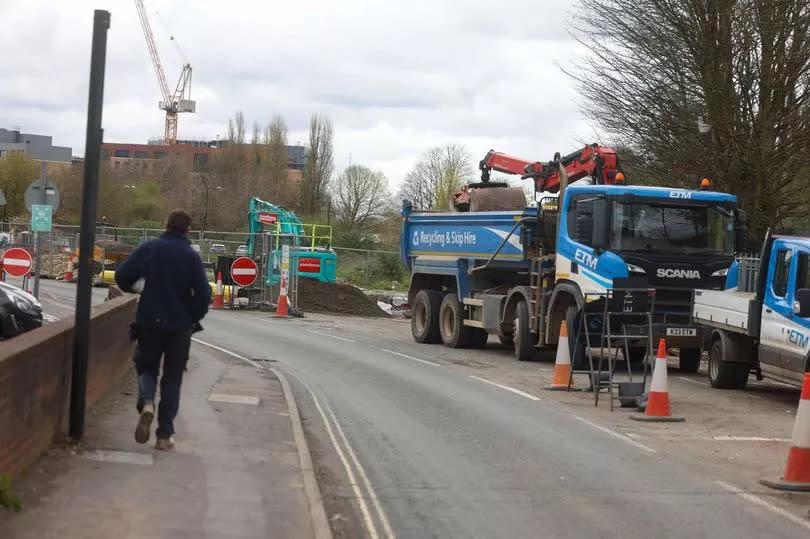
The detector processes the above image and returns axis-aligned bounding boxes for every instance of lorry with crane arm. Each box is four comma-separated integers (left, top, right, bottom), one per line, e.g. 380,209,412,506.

401,144,746,369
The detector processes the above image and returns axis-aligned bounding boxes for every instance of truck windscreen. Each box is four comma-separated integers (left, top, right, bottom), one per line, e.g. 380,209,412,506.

609,202,735,255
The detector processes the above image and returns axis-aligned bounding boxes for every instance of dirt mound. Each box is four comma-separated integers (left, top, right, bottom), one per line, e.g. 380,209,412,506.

297,278,389,317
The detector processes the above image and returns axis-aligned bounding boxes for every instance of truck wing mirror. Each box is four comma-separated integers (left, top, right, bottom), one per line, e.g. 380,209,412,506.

794,288,810,317
591,199,610,250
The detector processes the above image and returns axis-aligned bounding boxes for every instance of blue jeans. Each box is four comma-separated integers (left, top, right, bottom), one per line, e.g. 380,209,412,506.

134,328,192,439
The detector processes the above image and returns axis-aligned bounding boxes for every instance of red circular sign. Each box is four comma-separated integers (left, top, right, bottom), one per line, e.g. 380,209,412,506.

1,248,33,277
230,256,259,287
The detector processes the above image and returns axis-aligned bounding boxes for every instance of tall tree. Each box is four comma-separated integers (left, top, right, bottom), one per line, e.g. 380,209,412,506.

568,0,810,241
398,143,474,210
0,153,37,219
332,165,391,231
265,114,289,202
300,114,334,217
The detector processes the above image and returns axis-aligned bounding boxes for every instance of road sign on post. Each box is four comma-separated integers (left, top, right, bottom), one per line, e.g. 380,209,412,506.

230,256,258,287
1,248,33,277
24,177,60,213
31,204,53,232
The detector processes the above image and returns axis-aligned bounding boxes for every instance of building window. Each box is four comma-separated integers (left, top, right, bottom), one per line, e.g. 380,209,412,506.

153,151,167,159
102,149,110,160
134,150,149,158
114,161,120,169
114,149,130,158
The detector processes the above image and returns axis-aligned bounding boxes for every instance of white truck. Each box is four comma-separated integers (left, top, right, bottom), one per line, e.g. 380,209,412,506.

692,232,810,389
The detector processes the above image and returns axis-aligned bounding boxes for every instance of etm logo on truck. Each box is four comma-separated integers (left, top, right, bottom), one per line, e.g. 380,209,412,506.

788,329,809,349
574,249,599,269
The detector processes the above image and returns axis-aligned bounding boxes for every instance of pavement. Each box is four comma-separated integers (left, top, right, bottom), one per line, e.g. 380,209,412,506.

191,309,810,539
0,341,327,539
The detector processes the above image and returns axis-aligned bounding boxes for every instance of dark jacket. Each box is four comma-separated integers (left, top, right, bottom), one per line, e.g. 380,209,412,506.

116,231,210,332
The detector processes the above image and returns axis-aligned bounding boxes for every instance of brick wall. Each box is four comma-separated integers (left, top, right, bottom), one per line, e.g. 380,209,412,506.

0,295,137,478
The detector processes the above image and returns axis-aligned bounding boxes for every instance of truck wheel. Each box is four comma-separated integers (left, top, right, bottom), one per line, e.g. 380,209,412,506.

411,290,442,344
565,305,587,369
678,348,702,373
439,293,472,348
514,300,536,361
708,338,749,389
498,334,514,347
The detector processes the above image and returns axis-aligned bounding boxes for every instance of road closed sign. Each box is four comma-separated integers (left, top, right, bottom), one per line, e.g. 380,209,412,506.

1,247,33,277
230,256,258,287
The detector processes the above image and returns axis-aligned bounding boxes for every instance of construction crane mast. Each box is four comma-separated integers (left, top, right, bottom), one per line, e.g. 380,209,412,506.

134,0,195,145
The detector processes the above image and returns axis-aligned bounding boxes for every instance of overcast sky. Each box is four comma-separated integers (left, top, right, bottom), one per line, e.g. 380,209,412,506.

1,0,597,189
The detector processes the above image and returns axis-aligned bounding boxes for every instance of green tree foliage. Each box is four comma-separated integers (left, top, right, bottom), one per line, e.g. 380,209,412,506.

569,0,810,241
0,153,38,219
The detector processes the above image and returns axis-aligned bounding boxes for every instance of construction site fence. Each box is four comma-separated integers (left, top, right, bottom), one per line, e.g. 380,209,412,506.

0,221,405,290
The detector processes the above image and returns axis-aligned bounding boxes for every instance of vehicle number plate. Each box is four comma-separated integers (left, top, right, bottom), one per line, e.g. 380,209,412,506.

666,327,697,337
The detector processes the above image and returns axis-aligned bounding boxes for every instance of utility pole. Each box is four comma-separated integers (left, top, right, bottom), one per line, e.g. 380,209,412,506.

201,179,221,232
70,9,110,441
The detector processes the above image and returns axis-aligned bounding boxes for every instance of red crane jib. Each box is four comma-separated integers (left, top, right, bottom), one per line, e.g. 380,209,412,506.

478,144,621,192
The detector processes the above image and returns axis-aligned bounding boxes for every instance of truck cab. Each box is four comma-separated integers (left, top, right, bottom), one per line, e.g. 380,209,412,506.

558,185,741,370
693,233,810,388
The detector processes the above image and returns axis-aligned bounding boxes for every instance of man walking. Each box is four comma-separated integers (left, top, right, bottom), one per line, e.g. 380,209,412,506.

116,209,211,450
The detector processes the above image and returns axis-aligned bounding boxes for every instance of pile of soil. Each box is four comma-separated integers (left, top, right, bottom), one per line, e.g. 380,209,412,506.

297,278,389,317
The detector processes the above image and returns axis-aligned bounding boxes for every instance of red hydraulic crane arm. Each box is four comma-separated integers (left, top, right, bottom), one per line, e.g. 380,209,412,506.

478,144,621,193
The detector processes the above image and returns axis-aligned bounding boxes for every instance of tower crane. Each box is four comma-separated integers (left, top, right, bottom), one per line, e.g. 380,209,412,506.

134,0,195,145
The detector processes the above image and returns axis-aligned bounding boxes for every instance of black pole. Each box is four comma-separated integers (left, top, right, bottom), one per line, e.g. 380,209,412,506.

70,10,110,440
203,187,210,233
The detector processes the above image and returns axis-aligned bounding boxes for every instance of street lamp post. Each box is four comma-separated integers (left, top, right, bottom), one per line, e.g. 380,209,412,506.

202,185,222,233
124,185,136,224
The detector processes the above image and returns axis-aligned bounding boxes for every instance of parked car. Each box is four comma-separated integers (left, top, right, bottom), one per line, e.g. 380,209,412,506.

210,244,227,256
235,245,248,257
0,281,43,338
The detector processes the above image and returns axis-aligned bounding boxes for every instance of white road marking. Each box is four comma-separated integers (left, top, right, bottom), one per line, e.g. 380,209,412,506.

572,415,657,454
308,329,357,343
713,436,791,442
42,313,59,322
381,349,440,367
191,338,263,369
79,450,154,467
325,402,397,539
470,376,541,401
677,376,708,386
208,393,260,406
302,382,382,539
715,480,810,532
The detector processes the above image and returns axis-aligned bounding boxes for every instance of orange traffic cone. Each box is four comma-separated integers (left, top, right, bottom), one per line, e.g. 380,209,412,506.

760,367,810,491
212,271,224,309
631,338,685,422
545,320,577,391
276,271,289,317
64,254,74,282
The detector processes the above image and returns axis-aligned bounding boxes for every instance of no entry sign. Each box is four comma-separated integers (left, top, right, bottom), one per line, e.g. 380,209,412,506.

1,248,33,277
230,256,258,287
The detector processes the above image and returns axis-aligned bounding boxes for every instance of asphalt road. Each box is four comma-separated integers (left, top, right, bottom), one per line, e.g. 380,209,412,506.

197,310,810,539
3,276,108,322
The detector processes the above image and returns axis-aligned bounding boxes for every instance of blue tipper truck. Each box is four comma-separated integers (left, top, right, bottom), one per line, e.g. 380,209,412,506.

401,182,746,368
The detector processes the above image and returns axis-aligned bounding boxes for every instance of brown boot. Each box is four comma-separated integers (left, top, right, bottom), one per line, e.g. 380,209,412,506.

155,436,175,451
135,401,154,444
